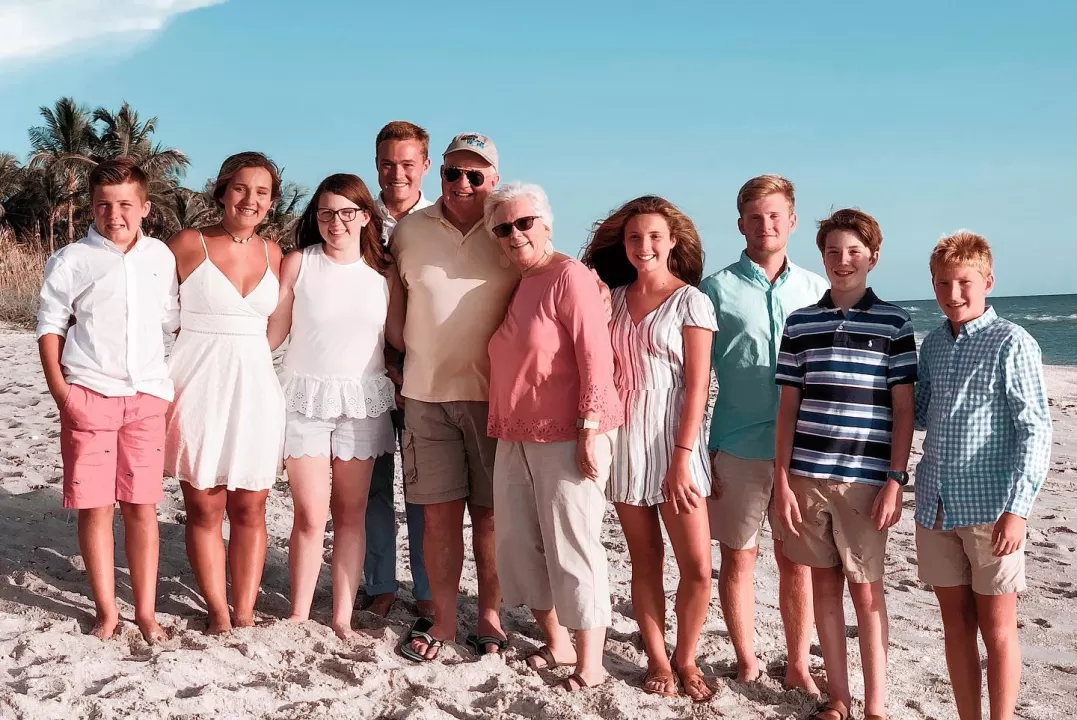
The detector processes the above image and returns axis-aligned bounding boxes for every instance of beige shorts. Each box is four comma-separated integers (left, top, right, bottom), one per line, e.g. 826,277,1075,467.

708,451,785,550
401,398,496,508
493,431,616,630
781,475,888,583
915,504,1026,595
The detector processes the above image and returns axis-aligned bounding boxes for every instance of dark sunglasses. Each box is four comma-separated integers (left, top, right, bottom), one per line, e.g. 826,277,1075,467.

442,166,486,186
492,216,539,238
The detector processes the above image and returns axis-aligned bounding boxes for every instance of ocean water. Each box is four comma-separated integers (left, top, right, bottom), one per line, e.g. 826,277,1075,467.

896,294,1077,366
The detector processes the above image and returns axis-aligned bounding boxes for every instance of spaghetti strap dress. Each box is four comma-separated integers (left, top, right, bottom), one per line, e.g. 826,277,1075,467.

164,233,285,491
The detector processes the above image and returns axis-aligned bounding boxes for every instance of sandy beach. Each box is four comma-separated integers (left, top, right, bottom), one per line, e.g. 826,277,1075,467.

0,321,1074,720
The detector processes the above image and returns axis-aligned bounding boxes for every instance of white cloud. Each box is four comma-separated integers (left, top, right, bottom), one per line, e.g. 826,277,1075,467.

0,0,226,64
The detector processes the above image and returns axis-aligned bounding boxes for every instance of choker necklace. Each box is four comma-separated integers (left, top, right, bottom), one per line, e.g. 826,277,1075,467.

221,224,256,244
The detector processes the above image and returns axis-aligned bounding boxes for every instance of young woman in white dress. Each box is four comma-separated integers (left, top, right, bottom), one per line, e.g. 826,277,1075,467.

266,174,404,640
581,196,718,702
166,152,286,634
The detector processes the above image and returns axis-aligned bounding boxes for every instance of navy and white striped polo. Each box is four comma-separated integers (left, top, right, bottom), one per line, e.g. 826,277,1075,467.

775,288,917,485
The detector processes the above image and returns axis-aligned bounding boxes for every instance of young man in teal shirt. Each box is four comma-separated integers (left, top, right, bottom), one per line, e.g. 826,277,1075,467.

699,175,827,691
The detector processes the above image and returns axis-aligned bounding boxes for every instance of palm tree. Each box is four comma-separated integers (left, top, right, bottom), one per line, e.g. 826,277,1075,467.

0,153,22,228
28,98,97,246
11,166,70,254
93,102,190,183
259,180,308,249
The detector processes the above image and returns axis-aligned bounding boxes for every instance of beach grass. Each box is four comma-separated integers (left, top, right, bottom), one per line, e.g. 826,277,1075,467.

0,234,44,328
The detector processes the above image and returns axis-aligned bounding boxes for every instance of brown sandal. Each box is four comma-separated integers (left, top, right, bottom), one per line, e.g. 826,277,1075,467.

674,664,715,703
562,672,603,691
641,668,679,697
810,700,850,720
525,645,561,671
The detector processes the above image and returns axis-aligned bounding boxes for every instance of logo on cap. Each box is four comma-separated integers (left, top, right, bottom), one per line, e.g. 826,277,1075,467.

459,134,487,149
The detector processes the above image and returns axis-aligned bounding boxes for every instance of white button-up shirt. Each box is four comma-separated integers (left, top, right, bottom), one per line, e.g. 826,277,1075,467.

376,191,433,245
36,226,180,401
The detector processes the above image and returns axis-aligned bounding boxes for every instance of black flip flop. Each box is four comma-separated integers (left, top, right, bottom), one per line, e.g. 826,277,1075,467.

399,617,443,663
464,633,507,656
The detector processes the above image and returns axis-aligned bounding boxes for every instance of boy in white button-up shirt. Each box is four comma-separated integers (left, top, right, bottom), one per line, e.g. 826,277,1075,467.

36,158,179,644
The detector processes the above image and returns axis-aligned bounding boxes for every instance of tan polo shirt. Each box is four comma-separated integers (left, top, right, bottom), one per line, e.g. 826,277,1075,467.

391,200,520,403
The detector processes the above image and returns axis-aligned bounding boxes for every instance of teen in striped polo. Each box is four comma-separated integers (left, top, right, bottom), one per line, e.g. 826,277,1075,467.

773,209,917,720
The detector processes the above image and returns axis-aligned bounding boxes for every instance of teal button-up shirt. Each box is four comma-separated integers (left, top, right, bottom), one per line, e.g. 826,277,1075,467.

699,251,828,460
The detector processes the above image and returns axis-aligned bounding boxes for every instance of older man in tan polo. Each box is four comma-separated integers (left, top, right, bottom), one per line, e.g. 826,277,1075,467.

392,133,517,662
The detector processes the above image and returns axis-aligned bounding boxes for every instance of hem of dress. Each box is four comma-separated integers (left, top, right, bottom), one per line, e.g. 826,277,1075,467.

174,475,277,492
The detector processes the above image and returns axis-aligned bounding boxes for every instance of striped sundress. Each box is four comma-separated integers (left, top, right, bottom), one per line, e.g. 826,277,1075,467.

608,284,718,506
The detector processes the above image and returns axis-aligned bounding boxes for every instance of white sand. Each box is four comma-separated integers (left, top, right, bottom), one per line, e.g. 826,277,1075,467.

0,322,1074,720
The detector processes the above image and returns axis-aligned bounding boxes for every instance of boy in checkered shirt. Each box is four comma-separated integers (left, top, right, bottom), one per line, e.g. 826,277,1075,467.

913,231,1052,720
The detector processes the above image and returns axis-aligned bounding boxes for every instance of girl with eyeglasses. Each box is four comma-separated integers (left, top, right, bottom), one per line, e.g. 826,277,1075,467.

266,173,405,640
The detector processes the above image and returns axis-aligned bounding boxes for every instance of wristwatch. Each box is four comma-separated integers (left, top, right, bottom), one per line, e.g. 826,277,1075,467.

886,470,910,486
576,418,600,430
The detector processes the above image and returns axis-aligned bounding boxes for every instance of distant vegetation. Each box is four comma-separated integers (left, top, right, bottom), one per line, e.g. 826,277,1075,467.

0,97,307,325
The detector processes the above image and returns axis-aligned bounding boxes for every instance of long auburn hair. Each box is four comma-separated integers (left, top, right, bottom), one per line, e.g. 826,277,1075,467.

581,195,704,289
293,174,388,274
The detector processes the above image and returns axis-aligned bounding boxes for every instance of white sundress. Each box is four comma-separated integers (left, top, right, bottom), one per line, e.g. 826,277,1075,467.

165,233,285,491
608,284,718,506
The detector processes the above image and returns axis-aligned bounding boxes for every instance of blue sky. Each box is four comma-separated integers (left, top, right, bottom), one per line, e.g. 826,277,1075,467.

2,0,1075,300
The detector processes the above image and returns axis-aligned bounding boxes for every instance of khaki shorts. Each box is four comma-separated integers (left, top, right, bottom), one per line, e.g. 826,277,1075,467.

782,475,888,583
401,398,496,508
493,432,616,630
915,503,1026,595
708,451,784,549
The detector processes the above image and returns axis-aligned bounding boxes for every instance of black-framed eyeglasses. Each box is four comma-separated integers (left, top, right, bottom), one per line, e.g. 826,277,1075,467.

442,166,486,187
316,207,366,223
492,216,539,238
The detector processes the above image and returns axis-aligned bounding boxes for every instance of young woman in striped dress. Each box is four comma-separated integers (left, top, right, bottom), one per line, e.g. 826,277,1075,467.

582,196,717,702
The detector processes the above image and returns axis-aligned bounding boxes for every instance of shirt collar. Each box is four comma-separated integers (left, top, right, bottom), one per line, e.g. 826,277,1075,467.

817,287,878,312
375,191,428,222
947,306,998,338
737,250,792,287
429,198,486,239
87,225,146,253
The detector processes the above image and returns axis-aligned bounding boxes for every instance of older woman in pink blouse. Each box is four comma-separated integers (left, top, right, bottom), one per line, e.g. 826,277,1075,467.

485,182,623,692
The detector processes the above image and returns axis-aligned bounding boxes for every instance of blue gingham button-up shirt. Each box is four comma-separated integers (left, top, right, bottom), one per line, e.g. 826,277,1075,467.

913,308,1052,530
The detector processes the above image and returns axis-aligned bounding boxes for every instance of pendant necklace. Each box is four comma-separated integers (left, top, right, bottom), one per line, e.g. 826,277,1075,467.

222,223,256,244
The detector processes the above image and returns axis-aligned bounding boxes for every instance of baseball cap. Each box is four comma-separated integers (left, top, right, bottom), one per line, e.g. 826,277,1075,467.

443,133,498,171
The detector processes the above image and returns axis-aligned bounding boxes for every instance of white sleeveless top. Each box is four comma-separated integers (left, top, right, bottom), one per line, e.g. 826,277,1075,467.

280,244,396,419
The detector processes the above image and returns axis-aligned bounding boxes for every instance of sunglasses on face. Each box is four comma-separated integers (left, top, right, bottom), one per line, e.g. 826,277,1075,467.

316,207,365,223
442,166,486,186
492,216,539,238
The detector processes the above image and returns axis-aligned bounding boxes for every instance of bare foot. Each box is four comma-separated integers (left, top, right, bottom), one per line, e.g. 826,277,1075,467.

333,623,359,642
89,609,120,640
233,613,256,629
415,600,434,619
285,613,308,622
136,617,169,644
367,593,395,617
784,666,821,697
206,611,232,635
735,658,762,684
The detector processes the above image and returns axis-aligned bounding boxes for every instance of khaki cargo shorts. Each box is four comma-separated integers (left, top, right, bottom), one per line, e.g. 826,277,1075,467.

707,451,784,549
401,398,496,508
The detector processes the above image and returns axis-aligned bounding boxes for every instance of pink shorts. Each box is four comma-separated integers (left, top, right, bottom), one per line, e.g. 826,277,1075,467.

60,385,169,509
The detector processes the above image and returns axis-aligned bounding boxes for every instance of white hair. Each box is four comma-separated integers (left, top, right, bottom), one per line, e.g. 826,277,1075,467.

483,182,554,237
